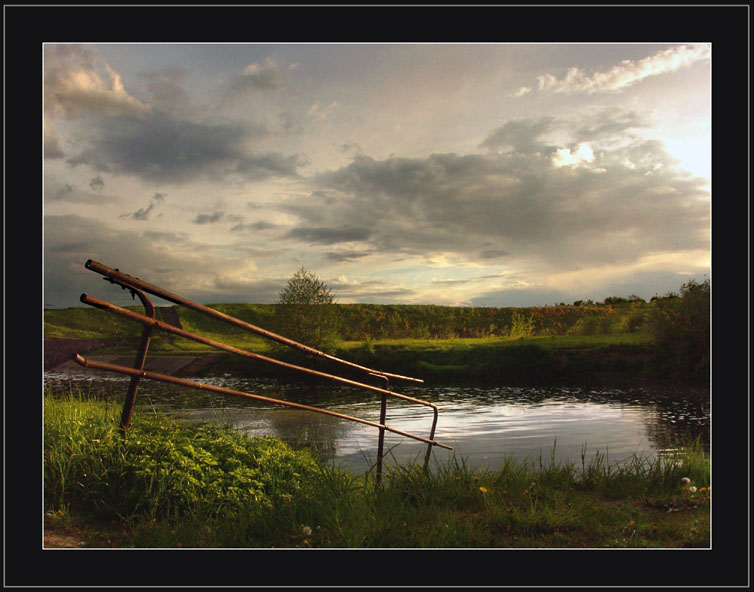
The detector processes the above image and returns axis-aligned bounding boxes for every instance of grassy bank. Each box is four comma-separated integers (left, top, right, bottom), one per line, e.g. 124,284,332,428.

181,333,657,386
44,392,710,549
44,287,708,385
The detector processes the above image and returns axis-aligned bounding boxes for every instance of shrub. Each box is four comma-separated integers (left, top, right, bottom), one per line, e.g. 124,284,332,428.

509,311,535,338
647,279,710,382
44,395,319,521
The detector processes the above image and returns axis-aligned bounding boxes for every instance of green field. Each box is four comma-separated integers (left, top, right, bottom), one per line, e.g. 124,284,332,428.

44,283,708,385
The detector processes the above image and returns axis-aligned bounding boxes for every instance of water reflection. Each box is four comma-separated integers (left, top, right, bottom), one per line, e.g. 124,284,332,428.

44,370,709,474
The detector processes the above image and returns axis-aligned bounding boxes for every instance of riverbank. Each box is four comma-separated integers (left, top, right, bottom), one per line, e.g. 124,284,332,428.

46,334,690,387
44,394,710,551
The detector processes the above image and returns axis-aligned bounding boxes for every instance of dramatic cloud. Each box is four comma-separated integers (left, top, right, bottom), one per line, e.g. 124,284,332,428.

64,110,301,184
43,43,710,308
44,44,151,119
288,113,709,275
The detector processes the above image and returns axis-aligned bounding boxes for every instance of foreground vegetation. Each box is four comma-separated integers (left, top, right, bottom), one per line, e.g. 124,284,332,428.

45,392,710,549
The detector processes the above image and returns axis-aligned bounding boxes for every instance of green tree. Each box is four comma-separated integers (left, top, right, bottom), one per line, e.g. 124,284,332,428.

647,278,710,381
274,267,339,352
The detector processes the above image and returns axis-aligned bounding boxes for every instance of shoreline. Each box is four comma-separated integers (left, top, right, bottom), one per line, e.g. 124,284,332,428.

43,338,705,388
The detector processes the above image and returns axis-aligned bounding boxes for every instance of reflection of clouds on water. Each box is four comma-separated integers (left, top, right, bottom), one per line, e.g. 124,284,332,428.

44,372,709,474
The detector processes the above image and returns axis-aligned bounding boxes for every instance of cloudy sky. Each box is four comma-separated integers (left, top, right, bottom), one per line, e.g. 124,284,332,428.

43,42,711,309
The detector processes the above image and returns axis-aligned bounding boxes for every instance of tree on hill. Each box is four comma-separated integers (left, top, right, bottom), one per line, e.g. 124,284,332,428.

274,267,339,352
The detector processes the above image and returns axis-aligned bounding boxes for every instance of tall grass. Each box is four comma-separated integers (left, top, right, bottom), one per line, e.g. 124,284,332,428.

44,392,709,548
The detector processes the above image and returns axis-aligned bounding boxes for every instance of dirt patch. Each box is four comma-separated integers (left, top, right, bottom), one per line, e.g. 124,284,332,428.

44,527,87,548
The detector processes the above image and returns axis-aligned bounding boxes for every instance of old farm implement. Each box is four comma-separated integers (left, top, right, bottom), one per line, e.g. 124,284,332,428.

71,260,451,481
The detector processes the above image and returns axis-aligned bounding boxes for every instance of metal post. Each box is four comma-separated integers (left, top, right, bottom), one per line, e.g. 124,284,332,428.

117,285,154,433
372,374,390,485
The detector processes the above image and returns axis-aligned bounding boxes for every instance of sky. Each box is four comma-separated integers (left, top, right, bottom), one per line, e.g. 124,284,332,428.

43,42,711,309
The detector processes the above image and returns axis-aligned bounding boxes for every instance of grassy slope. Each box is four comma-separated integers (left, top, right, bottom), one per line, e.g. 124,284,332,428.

44,303,660,384
44,395,710,550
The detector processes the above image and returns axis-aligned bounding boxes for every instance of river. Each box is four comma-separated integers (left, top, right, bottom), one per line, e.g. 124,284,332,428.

43,369,709,475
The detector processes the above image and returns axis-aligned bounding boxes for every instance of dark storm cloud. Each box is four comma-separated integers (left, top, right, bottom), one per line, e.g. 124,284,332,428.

64,111,302,184
324,250,373,262
290,114,709,273
285,225,372,245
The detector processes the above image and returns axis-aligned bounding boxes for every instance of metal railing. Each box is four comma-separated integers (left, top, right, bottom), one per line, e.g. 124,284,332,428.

73,260,451,481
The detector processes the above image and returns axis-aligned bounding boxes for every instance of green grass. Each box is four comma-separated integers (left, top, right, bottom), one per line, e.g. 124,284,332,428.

45,391,709,549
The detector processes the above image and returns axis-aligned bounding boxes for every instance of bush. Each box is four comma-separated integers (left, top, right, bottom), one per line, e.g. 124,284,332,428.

44,395,319,521
509,311,535,338
647,279,710,382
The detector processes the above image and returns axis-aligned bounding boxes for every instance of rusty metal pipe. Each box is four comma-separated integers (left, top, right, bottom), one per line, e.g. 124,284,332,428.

72,354,452,451
118,286,155,432
84,260,423,384
80,293,436,412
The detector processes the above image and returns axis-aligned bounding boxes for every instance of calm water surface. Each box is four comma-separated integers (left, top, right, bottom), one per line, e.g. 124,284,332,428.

44,369,709,474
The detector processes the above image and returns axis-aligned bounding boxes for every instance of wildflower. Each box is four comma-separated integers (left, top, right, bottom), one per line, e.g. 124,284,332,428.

302,526,312,537
479,487,488,494
681,477,691,485
689,486,697,493
474,476,480,482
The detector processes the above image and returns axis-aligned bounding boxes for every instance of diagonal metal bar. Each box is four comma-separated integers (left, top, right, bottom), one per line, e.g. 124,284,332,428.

80,293,436,412
73,355,452,451
83,259,423,384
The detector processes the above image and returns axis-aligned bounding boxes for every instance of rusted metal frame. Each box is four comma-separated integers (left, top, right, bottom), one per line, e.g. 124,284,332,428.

73,355,452,451
84,259,423,384
370,373,390,484
114,282,155,433
79,293,437,411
